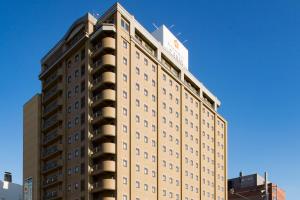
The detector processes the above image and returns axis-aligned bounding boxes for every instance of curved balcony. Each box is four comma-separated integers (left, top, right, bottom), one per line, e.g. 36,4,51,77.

92,89,115,107
92,72,115,91
102,198,115,200
92,143,115,158
102,37,116,49
92,160,116,175
92,178,115,193
93,124,115,141
92,107,115,124
92,37,116,58
92,54,115,74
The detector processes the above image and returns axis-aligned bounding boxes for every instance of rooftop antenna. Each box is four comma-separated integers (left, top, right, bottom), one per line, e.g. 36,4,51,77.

152,23,159,30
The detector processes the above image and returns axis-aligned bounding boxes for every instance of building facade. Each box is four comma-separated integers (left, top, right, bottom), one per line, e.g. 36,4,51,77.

23,3,227,200
228,173,286,200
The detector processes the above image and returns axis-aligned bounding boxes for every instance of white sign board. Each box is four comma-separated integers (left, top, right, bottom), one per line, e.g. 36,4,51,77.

152,25,189,69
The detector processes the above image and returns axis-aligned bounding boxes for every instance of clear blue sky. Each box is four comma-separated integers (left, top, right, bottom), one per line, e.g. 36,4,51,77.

0,0,299,199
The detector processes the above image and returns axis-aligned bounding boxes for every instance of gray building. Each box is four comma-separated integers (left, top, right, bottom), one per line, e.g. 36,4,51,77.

0,172,22,200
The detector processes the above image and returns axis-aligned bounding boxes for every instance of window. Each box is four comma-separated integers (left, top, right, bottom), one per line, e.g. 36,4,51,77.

123,40,128,48
75,101,79,109
121,18,129,32
123,125,128,133
144,58,148,65
123,57,128,65
75,70,79,78
135,83,141,92
75,117,79,125
123,74,127,82
152,65,156,72
122,178,128,187
123,91,127,99
75,85,79,94
67,106,71,113
144,73,148,81
136,51,140,59
123,159,128,167
123,142,127,150
68,91,72,98
75,54,79,62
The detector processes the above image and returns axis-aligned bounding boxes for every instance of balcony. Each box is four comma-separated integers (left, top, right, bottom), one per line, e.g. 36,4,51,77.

42,113,62,132
92,89,115,107
42,175,62,188
92,54,115,74
102,198,115,200
92,143,115,158
43,99,63,118
93,124,115,141
92,37,116,58
42,160,63,174
43,84,63,104
90,23,116,42
43,190,62,200
92,72,115,91
43,68,63,90
92,178,116,193
92,160,115,175
42,144,63,160
43,128,62,146
92,107,115,124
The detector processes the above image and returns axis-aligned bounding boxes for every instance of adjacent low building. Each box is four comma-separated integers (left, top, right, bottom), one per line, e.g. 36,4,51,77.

0,172,23,200
228,172,285,200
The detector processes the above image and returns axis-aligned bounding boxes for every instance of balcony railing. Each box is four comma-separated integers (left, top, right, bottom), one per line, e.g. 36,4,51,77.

43,85,62,103
43,114,62,131
92,160,115,175
42,144,62,159
43,190,62,200
93,143,115,158
92,107,116,123
43,100,62,116
43,174,62,187
42,160,62,173
92,178,116,192
43,68,63,89
93,124,115,141
43,129,61,145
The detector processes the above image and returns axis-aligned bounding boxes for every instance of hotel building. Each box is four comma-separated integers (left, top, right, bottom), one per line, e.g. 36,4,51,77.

23,3,227,200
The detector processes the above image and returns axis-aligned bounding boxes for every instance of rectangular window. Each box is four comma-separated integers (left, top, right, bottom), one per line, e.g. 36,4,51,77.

121,18,130,32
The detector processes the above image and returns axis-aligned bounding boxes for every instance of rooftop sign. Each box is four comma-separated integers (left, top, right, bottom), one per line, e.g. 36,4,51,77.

152,25,189,69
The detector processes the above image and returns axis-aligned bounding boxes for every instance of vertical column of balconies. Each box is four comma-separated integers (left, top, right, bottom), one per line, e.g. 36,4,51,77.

89,30,116,200
41,67,64,200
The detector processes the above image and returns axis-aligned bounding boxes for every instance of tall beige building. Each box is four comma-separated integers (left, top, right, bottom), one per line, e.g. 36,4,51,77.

23,3,227,200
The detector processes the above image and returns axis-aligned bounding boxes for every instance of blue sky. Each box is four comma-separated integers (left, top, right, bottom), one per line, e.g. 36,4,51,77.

0,0,299,198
